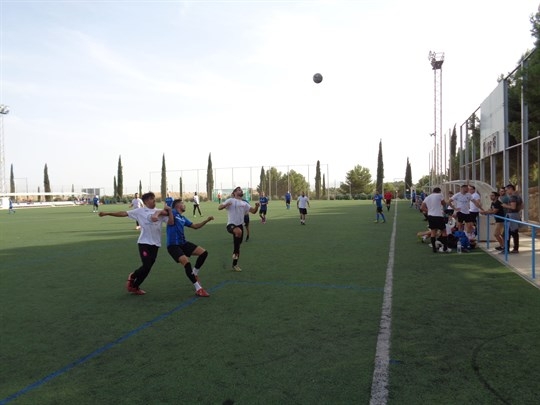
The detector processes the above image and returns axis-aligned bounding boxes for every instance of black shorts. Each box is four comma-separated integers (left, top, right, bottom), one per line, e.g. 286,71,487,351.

299,208,307,215
167,242,197,262
427,215,445,231
469,211,479,224
456,212,471,224
227,224,243,234
243,215,250,225
376,206,383,213
260,207,267,214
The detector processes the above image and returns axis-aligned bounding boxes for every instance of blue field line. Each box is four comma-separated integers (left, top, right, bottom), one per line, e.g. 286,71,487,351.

0,280,230,405
0,279,378,404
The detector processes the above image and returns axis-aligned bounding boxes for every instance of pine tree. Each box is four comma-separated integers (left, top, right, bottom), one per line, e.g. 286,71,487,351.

259,167,266,193
161,154,167,201
44,164,51,202
315,160,321,199
10,164,15,194
139,180,142,196
404,158,413,197
376,140,384,193
113,177,117,199
206,153,214,200
117,156,124,198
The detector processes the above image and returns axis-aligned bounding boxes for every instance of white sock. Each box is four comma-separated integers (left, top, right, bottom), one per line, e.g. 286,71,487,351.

194,282,201,291
193,268,199,276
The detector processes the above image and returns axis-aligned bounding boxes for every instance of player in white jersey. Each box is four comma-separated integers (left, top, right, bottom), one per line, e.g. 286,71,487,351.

218,187,260,272
99,192,170,295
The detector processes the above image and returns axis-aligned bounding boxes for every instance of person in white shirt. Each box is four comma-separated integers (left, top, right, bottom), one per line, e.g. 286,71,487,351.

468,185,482,235
297,191,310,225
99,192,171,295
193,192,202,217
450,184,473,231
129,192,144,230
218,187,260,272
421,187,450,253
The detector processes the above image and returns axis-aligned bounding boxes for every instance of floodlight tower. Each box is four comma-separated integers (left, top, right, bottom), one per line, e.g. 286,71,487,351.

0,104,9,194
429,51,444,186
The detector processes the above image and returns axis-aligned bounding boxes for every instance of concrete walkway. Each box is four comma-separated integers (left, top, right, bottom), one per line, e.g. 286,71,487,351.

479,236,540,289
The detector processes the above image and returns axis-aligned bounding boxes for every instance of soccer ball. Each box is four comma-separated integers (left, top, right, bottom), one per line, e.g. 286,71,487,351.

313,73,323,83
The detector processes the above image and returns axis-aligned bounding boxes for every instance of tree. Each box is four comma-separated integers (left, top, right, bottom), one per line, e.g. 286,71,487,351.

376,140,384,192
339,165,372,196
404,158,412,196
161,154,167,201
113,176,117,199
44,164,51,202
206,153,214,200
117,156,124,198
259,167,266,194
315,160,321,199
322,173,326,198
38,186,41,202
9,164,14,194
139,180,142,196
449,125,458,181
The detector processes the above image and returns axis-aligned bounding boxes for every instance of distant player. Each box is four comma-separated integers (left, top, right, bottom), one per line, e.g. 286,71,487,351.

92,195,100,213
297,191,310,225
384,190,393,211
373,191,386,223
259,192,269,223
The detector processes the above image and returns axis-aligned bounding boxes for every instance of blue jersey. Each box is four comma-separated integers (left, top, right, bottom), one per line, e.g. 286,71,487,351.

166,209,193,246
373,194,383,208
259,196,269,208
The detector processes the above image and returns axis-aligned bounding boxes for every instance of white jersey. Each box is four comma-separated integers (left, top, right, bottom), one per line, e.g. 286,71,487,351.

469,192,480,213
423,193,444,217
451,192,472,214
297,195,309,209
127,207,168,246
131,198,143,209
223,197,251,226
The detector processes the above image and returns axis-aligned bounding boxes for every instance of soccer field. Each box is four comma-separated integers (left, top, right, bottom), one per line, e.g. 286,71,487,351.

1,200,539,404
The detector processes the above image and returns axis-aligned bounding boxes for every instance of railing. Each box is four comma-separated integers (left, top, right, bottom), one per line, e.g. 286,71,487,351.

480,214,537,279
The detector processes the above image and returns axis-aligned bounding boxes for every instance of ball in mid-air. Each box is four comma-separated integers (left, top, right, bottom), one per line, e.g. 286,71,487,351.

313,73,323,84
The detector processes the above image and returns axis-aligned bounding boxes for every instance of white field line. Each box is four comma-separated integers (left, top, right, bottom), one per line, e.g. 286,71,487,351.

369,202,397,405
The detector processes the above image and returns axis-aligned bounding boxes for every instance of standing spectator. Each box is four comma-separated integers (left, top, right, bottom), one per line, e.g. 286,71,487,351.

217,192,222,204
166,199,214,297
468,185,482,234
129,192,144,230
450,184,473,231
218,187,260,271
193,192,202,217
165,193,174,208
501,184,523,254
285,191,292,210
259,191,269,223
297,191,310,225
481,191,505,251
92,195,100,213
421,187,450,253
384,190,393,211
99,192,170,295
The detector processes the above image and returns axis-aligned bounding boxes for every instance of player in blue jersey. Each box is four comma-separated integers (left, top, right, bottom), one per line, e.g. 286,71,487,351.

166,199,214,297
259,191,269,223
165,193,174,208
373,191,386,223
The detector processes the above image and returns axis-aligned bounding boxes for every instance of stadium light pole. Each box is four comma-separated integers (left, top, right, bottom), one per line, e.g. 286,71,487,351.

0,104,10,195
429,51,444,187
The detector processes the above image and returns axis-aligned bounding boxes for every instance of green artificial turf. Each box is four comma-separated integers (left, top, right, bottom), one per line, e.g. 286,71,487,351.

1,200,539,404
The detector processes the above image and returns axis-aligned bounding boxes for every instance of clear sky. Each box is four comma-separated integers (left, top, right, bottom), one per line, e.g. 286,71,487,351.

1,0,539,195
